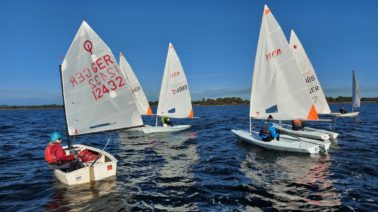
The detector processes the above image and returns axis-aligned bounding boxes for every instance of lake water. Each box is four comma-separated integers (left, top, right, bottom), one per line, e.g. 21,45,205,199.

0,104,377,211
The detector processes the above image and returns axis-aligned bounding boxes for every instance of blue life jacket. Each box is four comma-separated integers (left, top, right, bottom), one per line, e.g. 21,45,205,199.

259,121,278,139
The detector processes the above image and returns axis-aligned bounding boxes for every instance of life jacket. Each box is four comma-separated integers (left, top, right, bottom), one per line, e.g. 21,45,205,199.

292,120,303,129
259,122,271,138
44,143,56,164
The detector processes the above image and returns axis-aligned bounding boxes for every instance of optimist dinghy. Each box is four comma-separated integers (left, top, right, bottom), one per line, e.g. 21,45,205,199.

143,43,194,134
231,5,329,154
55,21,143,185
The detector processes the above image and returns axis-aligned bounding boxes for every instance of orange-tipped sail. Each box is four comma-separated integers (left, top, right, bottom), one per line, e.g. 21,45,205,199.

307,104,319,120
264,5,270,15
119,52,152,116
188,109,194,118
146,106,153,116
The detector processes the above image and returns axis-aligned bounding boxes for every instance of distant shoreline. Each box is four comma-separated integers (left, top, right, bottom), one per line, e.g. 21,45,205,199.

1,97,377,110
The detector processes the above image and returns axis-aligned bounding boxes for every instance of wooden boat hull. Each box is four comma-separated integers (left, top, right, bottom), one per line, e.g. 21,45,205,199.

142,125,191,134
273,123,338,141
53,144,117,186
231,129,330,154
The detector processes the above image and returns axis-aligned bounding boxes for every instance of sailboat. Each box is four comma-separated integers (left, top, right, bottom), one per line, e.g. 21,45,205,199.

231,5,330,154
143,43,193,134
273,30,338,140
119,52,153,116
55,21,143,185
336,70,360,117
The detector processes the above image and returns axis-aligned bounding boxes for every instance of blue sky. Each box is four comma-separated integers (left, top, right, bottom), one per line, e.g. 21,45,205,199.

0,0,377,105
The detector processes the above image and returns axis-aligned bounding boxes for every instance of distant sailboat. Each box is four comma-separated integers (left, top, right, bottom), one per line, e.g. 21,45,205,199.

55,21,143,185
352,70,361,111
231,5,330,154
119,52,153,116
143,43,193,134
336,70,360,117
273,30,338,141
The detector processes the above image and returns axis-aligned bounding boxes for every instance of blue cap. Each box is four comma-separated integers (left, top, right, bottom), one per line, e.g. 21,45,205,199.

50,132,62,142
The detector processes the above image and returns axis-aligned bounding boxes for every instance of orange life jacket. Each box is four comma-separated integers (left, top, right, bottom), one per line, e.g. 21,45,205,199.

292,119,302,126
44,143,56,164
292,120,304,130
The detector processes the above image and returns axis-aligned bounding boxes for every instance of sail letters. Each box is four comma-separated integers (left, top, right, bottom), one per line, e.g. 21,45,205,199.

265,49,281,60
68,53,126,101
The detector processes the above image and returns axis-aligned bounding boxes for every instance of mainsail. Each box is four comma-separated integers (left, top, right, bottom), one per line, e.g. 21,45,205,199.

156,43,193,118
250,5,318,120
61,21,143,136
119,52,153,115
352,70,360,110
289,30,331,114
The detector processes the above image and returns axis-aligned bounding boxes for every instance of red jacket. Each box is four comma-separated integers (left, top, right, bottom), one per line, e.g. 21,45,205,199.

45,143,75,164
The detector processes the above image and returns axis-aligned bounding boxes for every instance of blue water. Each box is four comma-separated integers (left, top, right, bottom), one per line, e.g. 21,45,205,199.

0,104,377,211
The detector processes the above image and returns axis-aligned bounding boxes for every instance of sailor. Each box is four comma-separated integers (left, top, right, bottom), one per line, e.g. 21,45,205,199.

291,119,305,131
161,116,173,127
44,132,82,171
259,115,279,142
339,107,347,114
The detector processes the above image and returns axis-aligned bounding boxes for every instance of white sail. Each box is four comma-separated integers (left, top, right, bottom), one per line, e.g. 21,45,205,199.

156,43,193,118
352,70,360,109
250,5,318,120
61,21,143,136
289,30,331,114
119,52,153,116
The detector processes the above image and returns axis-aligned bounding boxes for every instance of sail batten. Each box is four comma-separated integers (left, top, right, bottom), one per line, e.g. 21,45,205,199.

61,21,143,136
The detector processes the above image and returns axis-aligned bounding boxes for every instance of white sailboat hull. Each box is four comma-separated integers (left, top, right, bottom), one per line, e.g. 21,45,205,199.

273,123,338,141
231,129,330,154
53,144,117,186
142,125,191,134
336,111,360,117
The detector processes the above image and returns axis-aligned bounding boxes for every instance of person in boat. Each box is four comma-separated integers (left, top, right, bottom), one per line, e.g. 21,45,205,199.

44,132,83,171
291,119,305,131
161,116,173,127
259,115,280,142
339,107,348,114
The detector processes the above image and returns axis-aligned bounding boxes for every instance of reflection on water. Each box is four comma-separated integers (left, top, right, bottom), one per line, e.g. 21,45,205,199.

45,177,118,211
240,149,341,210
117,130,199,211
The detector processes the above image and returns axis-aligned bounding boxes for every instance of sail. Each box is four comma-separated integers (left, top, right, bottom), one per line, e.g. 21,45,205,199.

352,70,360,109
119,52,153,115
289,30,331,114
156,43,193,118
250,5,318,120
61,21,143,136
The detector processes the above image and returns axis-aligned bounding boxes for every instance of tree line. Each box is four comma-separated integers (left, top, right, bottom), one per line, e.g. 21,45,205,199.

1,96,377,109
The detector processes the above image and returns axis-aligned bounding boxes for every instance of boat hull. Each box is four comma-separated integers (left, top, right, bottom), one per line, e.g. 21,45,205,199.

273,123,338,141
231,129,330,154
53,144,117,186
336,111,360,117
142,125,191,134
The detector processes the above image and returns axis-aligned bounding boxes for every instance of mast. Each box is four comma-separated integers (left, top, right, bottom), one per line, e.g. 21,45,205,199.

59,64,71,148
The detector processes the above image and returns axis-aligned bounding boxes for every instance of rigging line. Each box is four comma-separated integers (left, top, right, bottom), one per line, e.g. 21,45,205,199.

90,137,111,167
